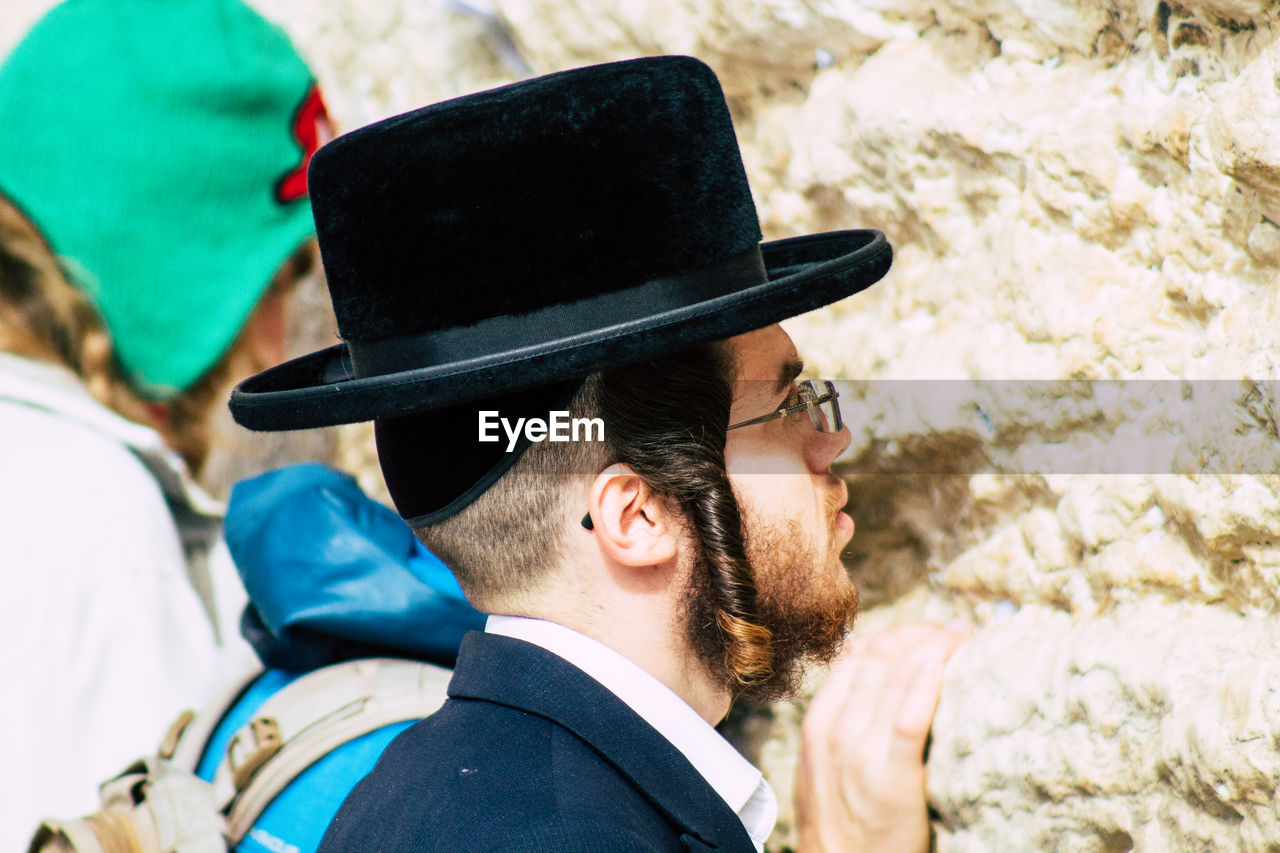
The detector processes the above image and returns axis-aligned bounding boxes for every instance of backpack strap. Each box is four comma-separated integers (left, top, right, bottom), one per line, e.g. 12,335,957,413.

28,757,226,853
29,659,448,853
26,668,263,853
165,667,266,772
207,658,452,842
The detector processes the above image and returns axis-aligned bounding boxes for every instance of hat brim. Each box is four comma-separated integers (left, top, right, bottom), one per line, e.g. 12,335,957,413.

230,229,890,431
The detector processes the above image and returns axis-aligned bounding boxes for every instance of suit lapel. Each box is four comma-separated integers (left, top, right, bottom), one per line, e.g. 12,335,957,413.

448,632,756,851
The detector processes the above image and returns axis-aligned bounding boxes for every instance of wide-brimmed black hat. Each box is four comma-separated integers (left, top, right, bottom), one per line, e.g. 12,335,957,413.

229,55,891,433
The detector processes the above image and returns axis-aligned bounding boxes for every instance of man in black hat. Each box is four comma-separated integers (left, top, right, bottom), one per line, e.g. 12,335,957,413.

232,55,965,853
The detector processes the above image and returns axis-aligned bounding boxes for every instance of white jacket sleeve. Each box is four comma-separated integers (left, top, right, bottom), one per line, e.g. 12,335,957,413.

0,403,226,850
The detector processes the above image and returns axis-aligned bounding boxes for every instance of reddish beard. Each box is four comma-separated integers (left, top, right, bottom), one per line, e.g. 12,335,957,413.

684,511,858,704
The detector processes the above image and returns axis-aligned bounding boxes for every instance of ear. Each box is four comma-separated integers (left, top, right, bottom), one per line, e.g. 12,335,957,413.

585,463,679,567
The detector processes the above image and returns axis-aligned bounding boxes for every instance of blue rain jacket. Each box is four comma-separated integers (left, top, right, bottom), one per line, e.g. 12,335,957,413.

225,462,485,670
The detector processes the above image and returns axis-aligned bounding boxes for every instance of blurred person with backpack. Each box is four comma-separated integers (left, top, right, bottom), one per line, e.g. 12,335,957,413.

0,0,326,842
26,462,485,853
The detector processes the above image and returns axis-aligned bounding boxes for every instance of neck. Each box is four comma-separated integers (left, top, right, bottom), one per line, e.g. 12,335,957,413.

584,611,732,725
509,576,732,725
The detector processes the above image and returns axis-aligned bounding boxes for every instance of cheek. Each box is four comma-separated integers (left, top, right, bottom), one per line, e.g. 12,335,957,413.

731,472,822,531
726,436,828,535
724,428,812,478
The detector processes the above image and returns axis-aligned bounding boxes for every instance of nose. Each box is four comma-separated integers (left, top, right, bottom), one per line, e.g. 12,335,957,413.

805,421,852,474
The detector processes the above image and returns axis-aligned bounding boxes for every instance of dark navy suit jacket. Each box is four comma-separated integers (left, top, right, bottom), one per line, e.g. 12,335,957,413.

317,631,758,852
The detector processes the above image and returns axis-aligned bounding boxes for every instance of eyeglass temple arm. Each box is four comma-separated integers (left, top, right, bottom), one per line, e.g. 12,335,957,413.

726,387,838,431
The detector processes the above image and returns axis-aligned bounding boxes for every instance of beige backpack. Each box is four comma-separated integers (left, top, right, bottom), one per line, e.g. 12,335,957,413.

28,658,451,853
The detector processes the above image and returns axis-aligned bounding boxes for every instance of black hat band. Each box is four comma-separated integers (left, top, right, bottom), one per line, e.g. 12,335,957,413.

348,246,767,379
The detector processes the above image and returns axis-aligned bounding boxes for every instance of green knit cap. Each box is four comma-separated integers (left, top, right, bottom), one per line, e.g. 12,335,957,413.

0,0,321,398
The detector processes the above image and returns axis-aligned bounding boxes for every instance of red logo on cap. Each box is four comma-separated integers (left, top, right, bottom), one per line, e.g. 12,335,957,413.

276,84,331,204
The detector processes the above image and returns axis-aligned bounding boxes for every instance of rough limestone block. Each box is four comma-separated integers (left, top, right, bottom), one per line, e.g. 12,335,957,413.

10,0,1280,848
927,600,1280,852
1207,42,1280,225
249,0,518,133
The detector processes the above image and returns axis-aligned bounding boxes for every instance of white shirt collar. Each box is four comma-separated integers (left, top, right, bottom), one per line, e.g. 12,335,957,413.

485,614,777,851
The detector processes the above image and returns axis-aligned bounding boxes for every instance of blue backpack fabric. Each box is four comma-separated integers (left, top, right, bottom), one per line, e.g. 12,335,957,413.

225,463,485,671
209,464,485,852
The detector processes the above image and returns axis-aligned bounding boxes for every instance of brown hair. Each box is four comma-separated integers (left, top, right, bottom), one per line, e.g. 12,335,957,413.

0,192,310,477
416,343,776,690
0,192,103,370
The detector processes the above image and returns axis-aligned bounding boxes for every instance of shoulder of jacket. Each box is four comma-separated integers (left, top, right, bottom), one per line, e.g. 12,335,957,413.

479,820,680,853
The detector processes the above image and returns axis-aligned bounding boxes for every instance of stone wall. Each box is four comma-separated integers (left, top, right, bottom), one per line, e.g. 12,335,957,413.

7,0,1280,849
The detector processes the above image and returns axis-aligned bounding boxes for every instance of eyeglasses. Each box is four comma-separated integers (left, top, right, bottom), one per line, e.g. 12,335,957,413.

583,378,843,531
727,378,842,433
